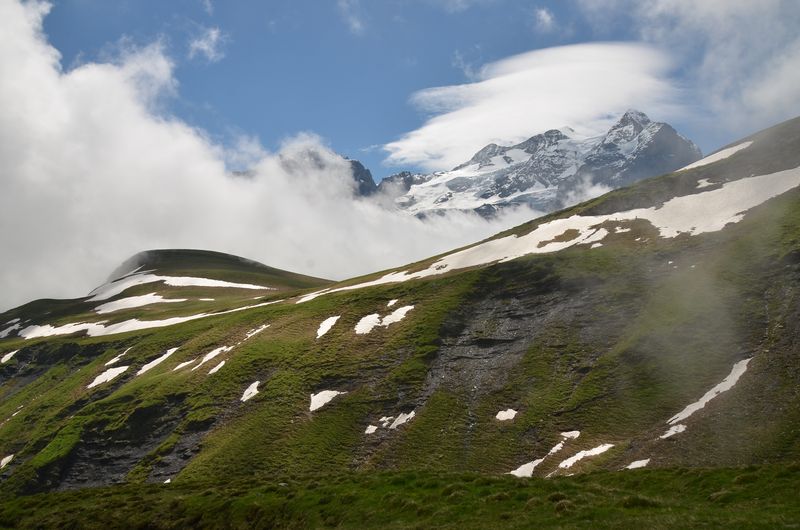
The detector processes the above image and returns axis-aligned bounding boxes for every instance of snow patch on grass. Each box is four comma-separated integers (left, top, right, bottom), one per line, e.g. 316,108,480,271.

509,458,545,478
1,350,18,364
667,358,752,425
208,360,225,374
381,305,414,326
364,425,377,434
660,424,687,439
389,411,415,429
387,299,398,307
316,316,340,338
244,324,269,340
495,408,517,421
679,141,753,171
310,390,346,411
94,293,187,314
88,273,275,302
241,381,259,402
626,459,650,469
355,314,381,334
192,346,232,371
0,323,20,339
137,347,180,376
173,359,197,371
87,366,129,388
19,301,281,340
558,443,614,469
0,455,13,469
105,347,132,366
561,431,580,439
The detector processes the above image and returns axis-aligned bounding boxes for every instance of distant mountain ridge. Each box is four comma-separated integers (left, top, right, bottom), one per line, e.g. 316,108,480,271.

372,110,701,217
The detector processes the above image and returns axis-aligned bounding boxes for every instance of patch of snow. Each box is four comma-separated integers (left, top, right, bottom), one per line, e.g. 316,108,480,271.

389,411,415,429
88,273,275,302
105,347,132,366
365,425,378,434
381,305,414,327
355,314,381,334
199,298,215,301
379,416,394,428
19,300,282,340
0,454,13,469
626,459,650,469
679,141,753,171
616,227,632,233
192,346,232,371
316,316,341,338
87,366,129,388
561,431,580,439
496,408,517,421
558,443,614,469
208,360,225,374
241,381,259,402
667,358,752,425
660,424,686,439
509,458,545,478
590,243,603,249
310,390,346,411
696,178,714,189
137,347,180,376
1,350,18,364
172,359,197,371
297,167,800,304
164,479,171,484
0,323,21,339
94,293,187,314
548,441,565,455
387,299,398,307
4,318,20,325
244,324,269,340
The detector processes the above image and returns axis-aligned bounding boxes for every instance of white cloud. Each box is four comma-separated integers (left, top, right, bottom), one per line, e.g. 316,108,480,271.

337,0,365,35
577,0,800,137
533,7,555,32
188,26,226,62
384,42,680,171
426,0,496,12
201,0,213,16
0,0,536,310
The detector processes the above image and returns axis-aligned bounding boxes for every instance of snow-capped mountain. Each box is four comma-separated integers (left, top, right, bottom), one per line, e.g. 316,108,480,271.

378,110,701,217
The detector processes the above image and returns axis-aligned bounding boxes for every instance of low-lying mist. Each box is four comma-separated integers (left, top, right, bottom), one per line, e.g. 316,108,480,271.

0,1,540,311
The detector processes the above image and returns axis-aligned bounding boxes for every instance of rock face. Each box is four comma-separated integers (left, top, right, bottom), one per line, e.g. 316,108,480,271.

379,110,701,217
349,160,378,196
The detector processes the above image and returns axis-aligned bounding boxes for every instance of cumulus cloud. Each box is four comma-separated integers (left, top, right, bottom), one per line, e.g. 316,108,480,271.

577,0,800,136
188,26,226,62
337,0,365,35
0,0,535,310
384,42,680,171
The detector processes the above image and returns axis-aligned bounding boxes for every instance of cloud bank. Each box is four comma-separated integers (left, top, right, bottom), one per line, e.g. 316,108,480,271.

0,0,535,311
383,43,679,171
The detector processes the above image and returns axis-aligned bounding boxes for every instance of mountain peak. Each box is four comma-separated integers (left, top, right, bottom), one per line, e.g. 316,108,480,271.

618,109,651,126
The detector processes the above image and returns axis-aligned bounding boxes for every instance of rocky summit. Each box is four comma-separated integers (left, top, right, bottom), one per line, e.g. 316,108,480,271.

378,110,701,217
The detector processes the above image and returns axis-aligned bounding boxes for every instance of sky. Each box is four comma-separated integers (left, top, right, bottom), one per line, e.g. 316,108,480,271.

1,0,799,309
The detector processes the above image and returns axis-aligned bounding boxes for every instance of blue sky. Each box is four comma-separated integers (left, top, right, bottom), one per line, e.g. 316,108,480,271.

37,0,686,179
